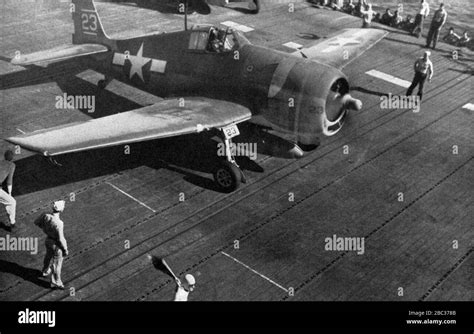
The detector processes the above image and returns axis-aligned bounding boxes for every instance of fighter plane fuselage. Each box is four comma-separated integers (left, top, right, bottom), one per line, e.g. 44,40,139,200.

96,27,350,145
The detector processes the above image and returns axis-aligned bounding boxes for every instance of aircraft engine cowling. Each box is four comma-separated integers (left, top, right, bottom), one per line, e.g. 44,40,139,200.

295,63,362,146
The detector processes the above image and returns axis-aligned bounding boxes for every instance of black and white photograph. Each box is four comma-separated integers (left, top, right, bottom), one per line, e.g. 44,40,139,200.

0,0,472,330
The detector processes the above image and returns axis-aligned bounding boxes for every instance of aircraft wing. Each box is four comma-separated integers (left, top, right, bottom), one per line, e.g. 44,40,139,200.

292,29,387,69
6,98,252,156
10,44,109,66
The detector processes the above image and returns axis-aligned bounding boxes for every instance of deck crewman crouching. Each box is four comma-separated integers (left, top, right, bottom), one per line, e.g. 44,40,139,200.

34,200,69,290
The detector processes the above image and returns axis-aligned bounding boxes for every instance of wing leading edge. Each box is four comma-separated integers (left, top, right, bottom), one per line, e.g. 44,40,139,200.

6,98,252,156
292,28,387,69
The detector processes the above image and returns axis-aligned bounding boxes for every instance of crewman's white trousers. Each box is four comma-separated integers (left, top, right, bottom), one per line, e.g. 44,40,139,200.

42,238,64,287
0,189,16,225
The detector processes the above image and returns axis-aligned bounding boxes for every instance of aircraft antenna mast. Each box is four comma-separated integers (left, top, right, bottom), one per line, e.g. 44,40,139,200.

184,0,188,31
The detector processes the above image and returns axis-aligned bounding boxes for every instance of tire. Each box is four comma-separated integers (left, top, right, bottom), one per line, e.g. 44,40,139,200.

213,160,241,192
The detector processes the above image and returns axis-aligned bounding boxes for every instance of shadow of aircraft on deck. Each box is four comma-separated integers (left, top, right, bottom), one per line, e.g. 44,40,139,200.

351,86,389,97
10,121,298,196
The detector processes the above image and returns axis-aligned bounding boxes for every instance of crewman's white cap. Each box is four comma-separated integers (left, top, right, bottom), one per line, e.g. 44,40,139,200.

53,200,66,212
185,274,195,285
424,51,431,56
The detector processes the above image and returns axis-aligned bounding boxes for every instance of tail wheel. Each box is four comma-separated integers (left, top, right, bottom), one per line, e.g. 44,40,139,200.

213,160,241,192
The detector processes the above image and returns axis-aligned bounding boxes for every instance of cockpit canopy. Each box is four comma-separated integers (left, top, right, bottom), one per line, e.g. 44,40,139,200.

188,25,239,53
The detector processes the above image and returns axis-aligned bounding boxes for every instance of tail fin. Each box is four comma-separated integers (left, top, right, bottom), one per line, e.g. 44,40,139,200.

72,0,112,46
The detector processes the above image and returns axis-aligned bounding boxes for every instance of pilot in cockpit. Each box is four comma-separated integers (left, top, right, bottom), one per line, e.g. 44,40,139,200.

208,27,223,52
208,27,236,53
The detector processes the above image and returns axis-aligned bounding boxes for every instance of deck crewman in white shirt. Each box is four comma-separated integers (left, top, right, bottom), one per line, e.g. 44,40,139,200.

407,51,433,101
360,3,374,28
412,0,430,37
174,274,196,301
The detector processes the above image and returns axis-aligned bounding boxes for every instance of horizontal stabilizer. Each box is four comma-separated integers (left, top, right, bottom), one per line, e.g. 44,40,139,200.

11,44,109,66
6,98,252,156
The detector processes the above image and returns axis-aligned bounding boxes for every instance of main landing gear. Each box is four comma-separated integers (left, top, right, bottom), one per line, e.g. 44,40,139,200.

213,125,246,193
97,76,112,91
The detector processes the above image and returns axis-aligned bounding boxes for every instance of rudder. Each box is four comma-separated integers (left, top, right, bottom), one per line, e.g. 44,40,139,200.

72,0,112,46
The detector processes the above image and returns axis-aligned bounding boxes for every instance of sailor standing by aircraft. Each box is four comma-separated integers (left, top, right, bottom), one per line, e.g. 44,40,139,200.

360,3,374,28
412,0,430,38
406,51,433,101
174,274,196,301
0,150,16,232
425,3,447,50
35,200,69,290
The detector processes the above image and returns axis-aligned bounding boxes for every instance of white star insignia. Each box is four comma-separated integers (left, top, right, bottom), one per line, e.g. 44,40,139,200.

322,36,361,53
129,43,151,82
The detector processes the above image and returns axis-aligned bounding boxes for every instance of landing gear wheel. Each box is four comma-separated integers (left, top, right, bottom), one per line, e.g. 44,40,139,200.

213,160,241,193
